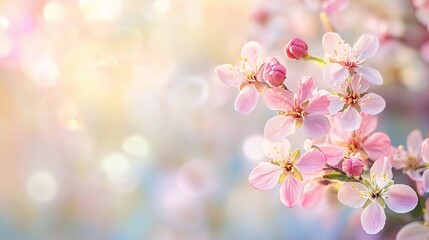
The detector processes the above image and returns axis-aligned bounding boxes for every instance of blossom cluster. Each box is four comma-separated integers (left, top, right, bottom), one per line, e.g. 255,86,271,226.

215,28,429,237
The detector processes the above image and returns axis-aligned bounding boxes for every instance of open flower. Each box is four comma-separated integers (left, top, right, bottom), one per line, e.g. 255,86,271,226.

263,76,330,141
338,158,418,234
322,32,382,87
318,114,391,165
248,139,326,207
215,41,266,114
328,74,386,131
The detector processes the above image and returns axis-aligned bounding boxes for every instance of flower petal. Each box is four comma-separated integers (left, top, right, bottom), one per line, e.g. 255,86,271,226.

234,84,259,114
306,91,330,115
318,143,345,166
264,115,296,142
338,182,367,208
241,41,262,70
341,106,361,131
355,66,383,85
359,93,386,115
323,63,349,87
322,32,351,60
357,113,377,138
279,175,304,208
296,149,327,173
301,183,324,208
248,162,282,190
262,139,291,160
263,87,294,111
422,138,429,163
361,201,386,234
302,114,330,139
396,222,429,240
329,115,352,142
423,169,429,192
214,64,242,87
385,184,418,213
370,158,393,189
297,76,317,104
354,34,379,60
351,74,371,92
407,129,423,157
363,132,392,161
327,94,344,115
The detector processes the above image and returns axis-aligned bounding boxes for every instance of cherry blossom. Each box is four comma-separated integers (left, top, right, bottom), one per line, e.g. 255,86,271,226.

338,158,418,234
248,139,326,207
263,76,330,141
322,32,382,87
215,41,266,114
396,198,429,240
327,74,386,131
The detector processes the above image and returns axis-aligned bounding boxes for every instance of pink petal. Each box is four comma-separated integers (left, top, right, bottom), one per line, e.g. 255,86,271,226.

264,115,296,142
322,32,351,60
425,198,429,222
338,182,367,208
263,87,294,111
323,63,349,87
234,84,259,114
361,201,386,234
351,74,371,92
279,175,304,208
323,0,349,14
296,149,327,173
385,184,418,213
370,158,393,189
355,66,383,85
241,41,262,70
306,91,329,115
396,222,429,240
422,139,429,163
423,169,429,192
297,76,316,104
327,94,344,115
248,162,282,190
214,64,242,87
301,183,324,208
354,34,379,60
341,106,361,131
318,143,345,166
302,114,330,139
329,116,352,142
262,139,291,160
407,129,423,157
357,113,377,138
359,93,386,115
363,132,392,161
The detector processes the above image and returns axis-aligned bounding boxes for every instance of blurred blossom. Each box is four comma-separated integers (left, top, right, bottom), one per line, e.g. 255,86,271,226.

43,2,66,23
101,153,136,193
122,134,150,156
26,171,58,203
79,0,123,20
177,158,218,197
242,134,265,161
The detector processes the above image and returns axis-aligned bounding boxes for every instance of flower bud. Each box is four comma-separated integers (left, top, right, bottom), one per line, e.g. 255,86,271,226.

342,157,364,177
262,57,286,87
285,38,308,60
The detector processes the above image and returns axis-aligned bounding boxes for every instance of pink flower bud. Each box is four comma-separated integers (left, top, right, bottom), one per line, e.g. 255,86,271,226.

262,58,286,87
285,38,308,60
342,157,364,177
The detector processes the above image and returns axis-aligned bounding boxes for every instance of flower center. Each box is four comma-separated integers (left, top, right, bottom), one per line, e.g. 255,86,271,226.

344,92,360,106
341,61,357,69
283,162,294,172
245,72,257,83
371,191,380,200
288,106,305,119
347,137,362,153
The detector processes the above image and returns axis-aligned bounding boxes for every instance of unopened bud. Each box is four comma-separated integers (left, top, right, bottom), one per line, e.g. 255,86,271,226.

342,157,364,177
285,38,308,60
263,58,286,87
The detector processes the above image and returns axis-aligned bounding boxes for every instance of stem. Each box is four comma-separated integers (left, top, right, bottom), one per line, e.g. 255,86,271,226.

320,12,336,32
304,55,327,66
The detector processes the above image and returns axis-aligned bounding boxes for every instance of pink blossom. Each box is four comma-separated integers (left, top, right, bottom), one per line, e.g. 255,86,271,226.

263,76,330,141
327,74,386,131
396,198,429,240
215,41,266,114
342,157,364,177
285,38,308,60
262,57,286,87
318,114,391,164
248,139,326,207
303,0,349,14
322,32,382,87
338,158,418,234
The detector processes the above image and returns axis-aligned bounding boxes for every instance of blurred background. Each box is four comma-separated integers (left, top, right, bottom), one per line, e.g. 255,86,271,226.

0,0,428,239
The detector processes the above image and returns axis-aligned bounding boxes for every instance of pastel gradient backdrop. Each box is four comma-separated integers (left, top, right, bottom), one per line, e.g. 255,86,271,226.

0,0,428,239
